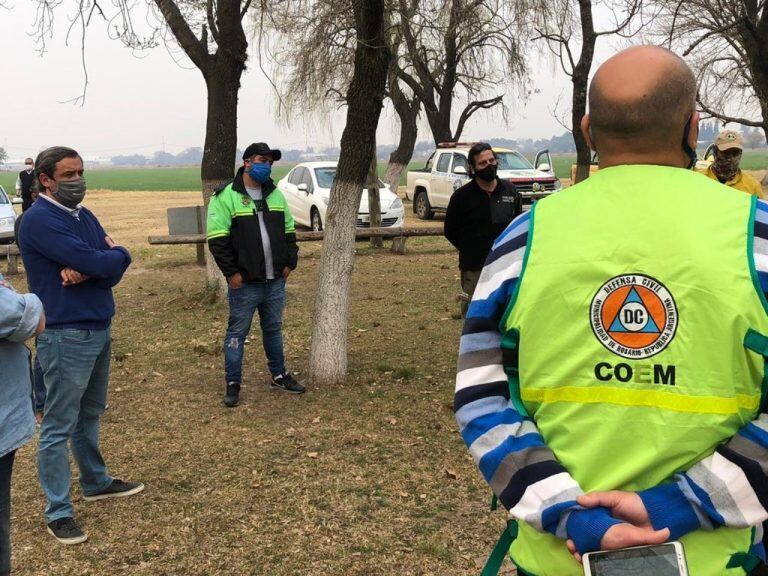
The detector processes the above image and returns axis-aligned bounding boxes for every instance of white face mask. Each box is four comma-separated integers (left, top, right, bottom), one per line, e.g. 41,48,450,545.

24,165,33,172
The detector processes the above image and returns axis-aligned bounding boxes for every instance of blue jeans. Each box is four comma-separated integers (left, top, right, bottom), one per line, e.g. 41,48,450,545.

36,328,113,523
0,450,14,576
224,279,286,383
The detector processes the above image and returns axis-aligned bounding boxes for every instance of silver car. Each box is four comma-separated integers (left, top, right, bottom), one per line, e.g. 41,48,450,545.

0,185,17,244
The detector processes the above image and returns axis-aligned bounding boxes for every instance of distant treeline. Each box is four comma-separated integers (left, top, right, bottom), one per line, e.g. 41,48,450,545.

111,122,766,167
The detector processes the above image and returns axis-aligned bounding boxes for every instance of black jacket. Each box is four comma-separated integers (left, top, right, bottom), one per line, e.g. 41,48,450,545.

444,178,522,271
207,168,299,282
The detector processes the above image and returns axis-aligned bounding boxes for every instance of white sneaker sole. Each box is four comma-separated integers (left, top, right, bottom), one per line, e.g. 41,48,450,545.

83,482,145,501
47,527,88,545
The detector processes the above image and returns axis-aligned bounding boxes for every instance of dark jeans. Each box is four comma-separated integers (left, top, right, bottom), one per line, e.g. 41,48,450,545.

224,279,286,382
0,450,16,576
31,352,45,414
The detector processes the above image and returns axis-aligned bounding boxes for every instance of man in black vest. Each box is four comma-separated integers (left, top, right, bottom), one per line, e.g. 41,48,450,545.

15,159,36,212
444,142,522,317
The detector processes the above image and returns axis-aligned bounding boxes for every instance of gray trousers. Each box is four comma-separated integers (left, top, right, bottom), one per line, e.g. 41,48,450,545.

460,269,482,318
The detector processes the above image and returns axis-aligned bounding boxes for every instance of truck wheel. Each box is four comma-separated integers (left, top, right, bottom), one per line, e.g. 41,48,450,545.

414,191,434,220
311,208,323,231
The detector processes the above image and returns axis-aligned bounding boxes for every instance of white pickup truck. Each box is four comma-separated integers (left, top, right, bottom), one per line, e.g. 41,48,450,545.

405,143,562,219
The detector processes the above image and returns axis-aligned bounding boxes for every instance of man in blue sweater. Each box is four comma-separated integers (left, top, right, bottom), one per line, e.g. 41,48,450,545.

18,146,144,545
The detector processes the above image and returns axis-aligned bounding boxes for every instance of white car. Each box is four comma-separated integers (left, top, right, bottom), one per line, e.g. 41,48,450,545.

0,185,16,244
277,161,405,231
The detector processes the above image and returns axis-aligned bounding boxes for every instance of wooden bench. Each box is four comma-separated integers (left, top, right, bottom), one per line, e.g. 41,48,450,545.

166,206,207,266
148,226,445,255
5,244,20,275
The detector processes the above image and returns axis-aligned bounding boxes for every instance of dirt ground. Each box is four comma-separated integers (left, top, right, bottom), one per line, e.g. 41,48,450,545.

9,175,768,575
6,191,516,576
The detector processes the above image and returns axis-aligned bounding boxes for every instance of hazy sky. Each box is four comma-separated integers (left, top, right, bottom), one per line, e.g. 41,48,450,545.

1,2,617,160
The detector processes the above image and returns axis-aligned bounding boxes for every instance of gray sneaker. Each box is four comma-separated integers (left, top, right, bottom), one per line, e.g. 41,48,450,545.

83,479,145,501
47,517,88,545
270,372,305,394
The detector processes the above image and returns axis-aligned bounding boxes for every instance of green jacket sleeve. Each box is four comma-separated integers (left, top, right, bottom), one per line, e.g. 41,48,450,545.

206,192,239,278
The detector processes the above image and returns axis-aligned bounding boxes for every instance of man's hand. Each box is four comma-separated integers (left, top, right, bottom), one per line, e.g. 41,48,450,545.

282,267,291,280
578,491,651,527
60,267,89,286
566,491,669,563
35,310,46,336
227,272,244,290
105,236,116,248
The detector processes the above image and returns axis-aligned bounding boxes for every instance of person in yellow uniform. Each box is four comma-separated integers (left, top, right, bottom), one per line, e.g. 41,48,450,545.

698,129,764,197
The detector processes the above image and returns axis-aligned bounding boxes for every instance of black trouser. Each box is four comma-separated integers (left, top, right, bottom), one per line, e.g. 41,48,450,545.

0,450,16,576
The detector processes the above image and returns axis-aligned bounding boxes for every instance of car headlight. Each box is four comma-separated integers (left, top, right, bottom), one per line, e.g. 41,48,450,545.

389,197,403,210
553,180,563,190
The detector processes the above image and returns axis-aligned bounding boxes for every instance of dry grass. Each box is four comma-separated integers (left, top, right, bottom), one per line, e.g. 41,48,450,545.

7,192,514,576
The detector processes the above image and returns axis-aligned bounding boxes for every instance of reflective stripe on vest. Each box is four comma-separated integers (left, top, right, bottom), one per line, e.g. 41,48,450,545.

503,165,768,576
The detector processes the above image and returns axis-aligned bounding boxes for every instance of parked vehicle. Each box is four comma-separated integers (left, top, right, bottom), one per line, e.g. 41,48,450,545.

0,185,17,244
570,152,600,183
573,144,716,182
695,144,716,171
277,162,404,231
405,143,562,220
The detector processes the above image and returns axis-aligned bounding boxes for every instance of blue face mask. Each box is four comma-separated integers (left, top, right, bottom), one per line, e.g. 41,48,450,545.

248,163,271,183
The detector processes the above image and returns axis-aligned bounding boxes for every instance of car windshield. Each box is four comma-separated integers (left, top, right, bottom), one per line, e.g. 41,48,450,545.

495,151,533,170
0,188,8,205
314,167,385,189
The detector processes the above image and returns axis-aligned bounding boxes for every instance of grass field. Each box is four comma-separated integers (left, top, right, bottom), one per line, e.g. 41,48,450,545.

5,190,512,576
2,149,766,194
0,163,423,193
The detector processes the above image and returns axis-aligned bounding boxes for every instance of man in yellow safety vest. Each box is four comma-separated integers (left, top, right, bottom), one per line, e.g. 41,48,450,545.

456,45,768,575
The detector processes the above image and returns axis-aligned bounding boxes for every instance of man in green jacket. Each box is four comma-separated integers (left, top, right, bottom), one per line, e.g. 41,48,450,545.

207,142,303,407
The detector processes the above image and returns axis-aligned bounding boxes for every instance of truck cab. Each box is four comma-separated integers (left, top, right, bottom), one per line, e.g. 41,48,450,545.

405,143,562,219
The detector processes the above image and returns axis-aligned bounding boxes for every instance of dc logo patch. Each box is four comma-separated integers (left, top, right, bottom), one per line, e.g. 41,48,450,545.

590,274,678,359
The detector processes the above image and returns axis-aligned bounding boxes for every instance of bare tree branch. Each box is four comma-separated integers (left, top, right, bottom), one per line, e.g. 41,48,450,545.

453,94,503,141
660,0,768,142
698,99,763,127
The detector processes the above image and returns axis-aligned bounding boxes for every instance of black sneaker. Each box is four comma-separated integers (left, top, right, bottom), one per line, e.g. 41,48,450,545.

47,517,88,545
83,479,145,502
271,372,305,394
223,382,240,407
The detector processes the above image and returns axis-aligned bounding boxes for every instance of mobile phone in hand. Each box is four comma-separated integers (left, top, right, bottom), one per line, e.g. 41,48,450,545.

583,541,687,576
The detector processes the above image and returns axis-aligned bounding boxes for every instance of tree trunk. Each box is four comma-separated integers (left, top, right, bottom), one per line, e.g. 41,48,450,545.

201,61,244,298
309,0,390,385
426,107,454,144
572,0,596,185
572,74,592,184
384,98,419,192
367,153,383,248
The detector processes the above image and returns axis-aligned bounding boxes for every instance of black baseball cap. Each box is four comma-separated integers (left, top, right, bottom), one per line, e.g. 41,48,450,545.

242,142,282,162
